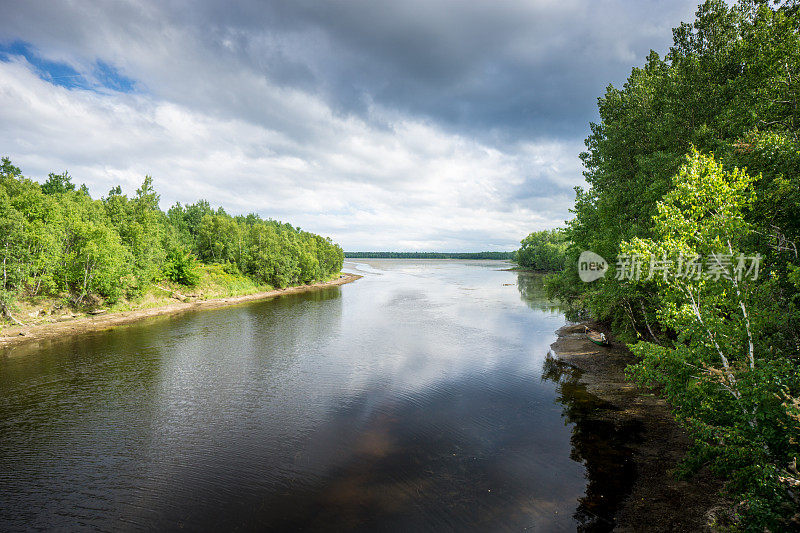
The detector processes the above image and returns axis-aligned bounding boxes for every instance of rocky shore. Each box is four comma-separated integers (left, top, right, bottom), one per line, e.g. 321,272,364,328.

550,322,730,532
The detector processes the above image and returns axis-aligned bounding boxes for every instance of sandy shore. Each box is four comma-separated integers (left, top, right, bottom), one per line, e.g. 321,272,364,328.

550,322,730,532
0,273,362,352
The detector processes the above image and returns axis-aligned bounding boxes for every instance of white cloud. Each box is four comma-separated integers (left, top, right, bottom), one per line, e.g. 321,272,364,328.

0,58,577,251
0,0,698,250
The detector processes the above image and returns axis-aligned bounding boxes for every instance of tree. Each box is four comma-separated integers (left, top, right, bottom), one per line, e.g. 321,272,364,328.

0,156,344,311
514,229,568,271
41,171,76,195
0,190,27,293
61,193,130,304
538,1,800,526
622,151,799,527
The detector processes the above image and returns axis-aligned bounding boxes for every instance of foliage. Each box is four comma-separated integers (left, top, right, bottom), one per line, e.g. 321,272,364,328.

194,263,265,297
621,152,799,527
41,171,76,196
163,248,201,287
0,156,344,309
513,229,568,271
538,1,800,527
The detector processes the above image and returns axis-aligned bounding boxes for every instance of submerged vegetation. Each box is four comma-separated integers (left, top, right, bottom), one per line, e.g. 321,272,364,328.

542,0,800,528
0,158,344,319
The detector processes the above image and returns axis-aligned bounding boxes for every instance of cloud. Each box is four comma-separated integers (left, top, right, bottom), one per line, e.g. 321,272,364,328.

0,0,698,250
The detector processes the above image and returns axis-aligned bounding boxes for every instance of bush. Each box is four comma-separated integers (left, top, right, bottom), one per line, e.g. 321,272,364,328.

163,248,200,286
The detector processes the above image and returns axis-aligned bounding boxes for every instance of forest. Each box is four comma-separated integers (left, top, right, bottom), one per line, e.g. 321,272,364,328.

0,157,344,316
541,0,800,527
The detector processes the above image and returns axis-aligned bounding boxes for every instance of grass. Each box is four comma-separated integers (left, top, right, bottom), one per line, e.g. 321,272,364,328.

107,264,270,312
194,264,271,298
2,265,341,329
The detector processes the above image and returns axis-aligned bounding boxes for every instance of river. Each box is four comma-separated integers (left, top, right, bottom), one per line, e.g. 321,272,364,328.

0,259,635,531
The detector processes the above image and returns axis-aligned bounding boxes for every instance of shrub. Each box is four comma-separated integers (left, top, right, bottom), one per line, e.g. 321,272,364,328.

163,248,200,286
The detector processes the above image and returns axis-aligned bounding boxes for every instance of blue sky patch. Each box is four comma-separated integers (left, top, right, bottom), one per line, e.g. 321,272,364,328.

0,40,137,93
92,60,136,93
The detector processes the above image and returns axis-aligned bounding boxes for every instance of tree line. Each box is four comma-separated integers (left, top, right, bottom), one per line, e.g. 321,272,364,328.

345,251,513,259
0,158,344,313
542,0,799,528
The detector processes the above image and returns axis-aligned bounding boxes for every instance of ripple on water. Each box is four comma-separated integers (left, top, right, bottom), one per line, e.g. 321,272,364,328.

1,260,637,531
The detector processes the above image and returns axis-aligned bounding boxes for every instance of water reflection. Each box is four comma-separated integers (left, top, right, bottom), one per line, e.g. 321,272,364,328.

541,354,642,532
1,260,635,531
516,272,561,313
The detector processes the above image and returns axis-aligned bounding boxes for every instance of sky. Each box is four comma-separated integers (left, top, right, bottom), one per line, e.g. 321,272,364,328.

0,0,698,251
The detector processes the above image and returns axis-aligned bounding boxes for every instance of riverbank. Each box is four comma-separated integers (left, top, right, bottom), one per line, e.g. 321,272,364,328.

0,273,362,352
550,322,732,532
501,266,557,274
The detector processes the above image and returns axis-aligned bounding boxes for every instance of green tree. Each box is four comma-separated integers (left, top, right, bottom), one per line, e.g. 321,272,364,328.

61,194,130,304
0,190,27,293
537,1,800,526
0,156,344,311
41,171,76,196
621,151,799,527
514,229,568,271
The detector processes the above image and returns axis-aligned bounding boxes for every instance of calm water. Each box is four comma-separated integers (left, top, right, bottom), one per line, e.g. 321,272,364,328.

0,260,635,531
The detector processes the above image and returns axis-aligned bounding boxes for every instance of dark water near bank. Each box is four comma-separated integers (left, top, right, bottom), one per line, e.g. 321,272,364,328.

0,260,635,531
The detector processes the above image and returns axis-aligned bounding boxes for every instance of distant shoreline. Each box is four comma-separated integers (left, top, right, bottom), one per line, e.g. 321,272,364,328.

345,252,513,260
0,273,362,353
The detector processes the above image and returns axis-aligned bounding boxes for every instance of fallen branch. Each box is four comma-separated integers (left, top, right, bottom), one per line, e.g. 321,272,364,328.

1,304,26,326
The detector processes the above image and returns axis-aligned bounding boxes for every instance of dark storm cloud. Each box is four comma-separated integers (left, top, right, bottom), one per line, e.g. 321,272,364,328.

0,0,696,141
157,0,697,140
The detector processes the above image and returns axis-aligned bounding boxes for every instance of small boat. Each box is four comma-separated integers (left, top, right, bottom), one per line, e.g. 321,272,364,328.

584,326,610,346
